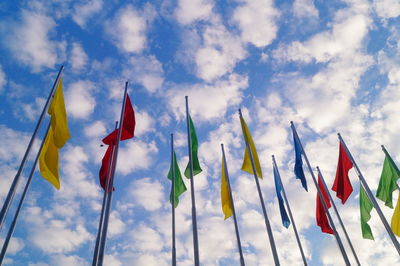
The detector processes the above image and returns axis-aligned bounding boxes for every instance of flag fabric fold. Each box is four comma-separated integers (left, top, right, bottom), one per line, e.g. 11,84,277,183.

240,116,262,178
360,184,374,240
39,76,70,189
184,115,202,178
292,130,307,191
391,195,400,237
273,165,290,228
221,156,233,220
376,153,400,208
168,151,187,208
332,142,354,204
99,144,114,190
316,175,333,234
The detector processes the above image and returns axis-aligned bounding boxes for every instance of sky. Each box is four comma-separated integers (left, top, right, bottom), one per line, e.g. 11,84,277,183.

0,0,400,265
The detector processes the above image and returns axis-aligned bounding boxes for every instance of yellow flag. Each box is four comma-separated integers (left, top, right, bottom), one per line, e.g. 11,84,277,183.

240,116,263,178
391,193,400,237
221,156,232,220
39,76,70,189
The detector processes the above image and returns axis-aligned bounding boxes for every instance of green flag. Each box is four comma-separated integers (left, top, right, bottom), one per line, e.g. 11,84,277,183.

360,184,374,240
184,115,202,178
376,152,400,208
168,151,187,208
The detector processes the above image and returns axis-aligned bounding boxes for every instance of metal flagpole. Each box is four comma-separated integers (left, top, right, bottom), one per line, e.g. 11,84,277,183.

316,167,361,266
97,82,129,266
290,122,350,266
381,145,400,191
221,144,245,266
239,109,280,266
272,155,307,266
0,122,51,264
185,96,200,266
338,134,400,255
0,65,64,230
171,133,176,266
92,122,118,266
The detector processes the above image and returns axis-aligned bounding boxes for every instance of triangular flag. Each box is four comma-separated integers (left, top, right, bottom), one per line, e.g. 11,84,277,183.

273,164,290,228
221,156,233,220
292,129,308,191
184,115,202,178
332,142,353,204
360,184,374,240
240,116,262,178
167,151,187,208
376,152,400,208
316,175,333,234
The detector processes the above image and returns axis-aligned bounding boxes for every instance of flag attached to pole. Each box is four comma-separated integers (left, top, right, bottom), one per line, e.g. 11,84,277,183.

221,156,233,220
292,129,307,191
332,142,353,204
392,196,400,237
376,152,400,208
273,164,290,228
240,116,262,178
184,115,202,178
316,175,333,234
360,184,374,240
39,76,70,189
168,151,187,208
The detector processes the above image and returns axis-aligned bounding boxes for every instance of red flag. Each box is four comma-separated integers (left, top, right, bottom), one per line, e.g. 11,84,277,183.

99,94,136,190
332,142,353,204
316,175,333,234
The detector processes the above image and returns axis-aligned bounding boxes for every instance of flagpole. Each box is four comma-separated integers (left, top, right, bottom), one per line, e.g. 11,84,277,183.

239,109,280,265
0,65,64,230
290,122,350,265
97,82,129,266
0,122,51,264
381,145,400,191
221,144,245,266
92,121,118,266
338,134,400,255
171,133,176,266
185,96,200,266
272,155,307,266
316,167,361,266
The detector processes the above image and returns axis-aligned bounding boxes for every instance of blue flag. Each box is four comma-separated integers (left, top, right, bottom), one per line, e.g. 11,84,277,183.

274,164,290,228
293,129,308,191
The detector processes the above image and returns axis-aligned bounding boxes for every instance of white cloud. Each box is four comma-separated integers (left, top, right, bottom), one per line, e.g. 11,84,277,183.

108,211,126,237
129,178,164,211
374,0,400,19
49,254,88,266
0,10,65,72
72,0,103,28
84,121,106,138
117,140,158,175
0,64,5,92
70,42,88,71
134,110,155,136
105,4,156,54
232,0,279,48
21,97,46,121
175,0,213,25
65,80,96,119
293,0,319,18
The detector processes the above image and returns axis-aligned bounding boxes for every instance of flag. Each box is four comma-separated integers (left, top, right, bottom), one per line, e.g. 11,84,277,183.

391,194,400,237
316,175,333,234
332,142,353,204
168,151,187,208
221,156,233,220
360,184,374,240
292,129,308,191
273,165,290,228
376,153,400,208
240,116,262,178
99,93,136,190
39,76,70,189
184,115,202,178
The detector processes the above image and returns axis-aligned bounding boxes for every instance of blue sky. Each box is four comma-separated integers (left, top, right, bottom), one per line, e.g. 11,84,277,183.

0,0,400,265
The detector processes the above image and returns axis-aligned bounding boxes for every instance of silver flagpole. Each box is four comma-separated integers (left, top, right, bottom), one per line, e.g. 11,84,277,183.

0,122,51,264
97,82,129,266
239,109,280,265
92,122,118,266
316,167,361,266
381,145,400,191
290,122,350,265
338,134,400,255
0,65,64,230
185,96,200,266
221,144,245,266
272,155,307,266
171,133,176,266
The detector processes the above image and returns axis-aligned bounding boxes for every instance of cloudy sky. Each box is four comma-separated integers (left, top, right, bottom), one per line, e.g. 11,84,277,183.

0,0,400,265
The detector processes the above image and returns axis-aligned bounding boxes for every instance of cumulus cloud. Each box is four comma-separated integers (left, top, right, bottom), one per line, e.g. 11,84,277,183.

374,0,400,19
292,0,319,18
70,42,88,71
0,10,65,72
0,64,5,92
117,140,158,175
65,80,96,119
84,121,107,138
175,0,213,25
105,4,156,54
72,0,103,28
129,178,164,211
